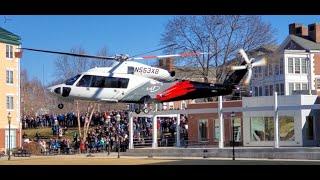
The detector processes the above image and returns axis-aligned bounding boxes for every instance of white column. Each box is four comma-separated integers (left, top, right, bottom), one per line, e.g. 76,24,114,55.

218,96,224,148
129,112,134,149
308,54,312,94
152,115,158,148
176,114,181,147
274,91,280,148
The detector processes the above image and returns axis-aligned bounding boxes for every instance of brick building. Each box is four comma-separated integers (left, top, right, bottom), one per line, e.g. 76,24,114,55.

0,27,21,152
187,100,243,146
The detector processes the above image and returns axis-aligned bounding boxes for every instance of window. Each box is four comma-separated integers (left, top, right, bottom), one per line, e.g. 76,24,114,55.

5,129,16,151
264,66,268,76
301,58,307,74
91,76,106,88
127,66,134,74
268,64,273,76
295,83,301,91
6,96,14,110
279,61,284,74
254,87,258,96
254,68,258,77
198,119,208,141
168,102,174,110
181,101,187,109
233,118,241,142
288,58,293,73
77,75,129,88
306,116,314,140
302,83,308,90
280,83,284,95
250,117,274,141
269,85,273,95
295,58,300,73
275,84,280,94
6,70,13,84
289,83,294,95
275,64,279,75
259,87,262,96
65,74,81,85
264,86,269,96
76,75,92,87
6,45,13,58
214,119,220,141
256,67,262,78
279,116,295,141
316,78,320,89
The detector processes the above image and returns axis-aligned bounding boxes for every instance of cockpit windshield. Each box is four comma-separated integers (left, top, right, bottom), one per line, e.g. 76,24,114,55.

65,74,81,85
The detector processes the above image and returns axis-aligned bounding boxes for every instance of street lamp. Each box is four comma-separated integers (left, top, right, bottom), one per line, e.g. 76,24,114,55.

116,113,121,158
231,111,235,161
7,112,12,161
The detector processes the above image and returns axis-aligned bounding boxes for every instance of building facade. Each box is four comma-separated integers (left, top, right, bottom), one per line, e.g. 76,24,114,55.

243,95,320,147
187,101,243,146
186,95,320,147
251,23,320,97
188,95,320,147
0,27,21,152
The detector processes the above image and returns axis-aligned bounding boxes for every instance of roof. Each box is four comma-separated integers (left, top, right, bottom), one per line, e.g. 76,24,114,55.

0,27,21,45
286,35,320,50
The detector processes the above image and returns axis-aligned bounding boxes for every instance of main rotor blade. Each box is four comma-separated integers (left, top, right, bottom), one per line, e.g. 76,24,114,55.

252,57,267,67
231,65,247,71
244,69,252,85
20,48,116,60
131,44,178,58
133,51,211,60
239,49,250,64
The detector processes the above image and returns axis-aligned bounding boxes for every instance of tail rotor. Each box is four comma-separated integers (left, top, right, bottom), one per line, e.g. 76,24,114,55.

231,48,266,85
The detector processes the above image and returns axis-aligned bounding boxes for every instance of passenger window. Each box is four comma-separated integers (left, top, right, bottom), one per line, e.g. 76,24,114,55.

79,76,130,88
76,75,92,87
104,77,129,88
119,78,129,88
91,76,105,88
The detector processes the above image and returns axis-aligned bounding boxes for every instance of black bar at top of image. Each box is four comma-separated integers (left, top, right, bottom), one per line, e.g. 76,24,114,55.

0,0,319,15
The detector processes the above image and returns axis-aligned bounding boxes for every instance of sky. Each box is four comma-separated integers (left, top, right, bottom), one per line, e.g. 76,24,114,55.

1,15,320,85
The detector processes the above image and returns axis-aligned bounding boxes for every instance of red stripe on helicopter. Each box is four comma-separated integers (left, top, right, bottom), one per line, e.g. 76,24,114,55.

142,55,157,59
156,80,196,102
180,52,200,57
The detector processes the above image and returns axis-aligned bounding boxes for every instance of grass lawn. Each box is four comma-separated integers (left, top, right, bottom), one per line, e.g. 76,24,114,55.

22,127,80,140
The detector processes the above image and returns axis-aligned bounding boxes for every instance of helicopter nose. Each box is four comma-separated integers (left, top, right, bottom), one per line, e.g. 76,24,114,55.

47,85,61,95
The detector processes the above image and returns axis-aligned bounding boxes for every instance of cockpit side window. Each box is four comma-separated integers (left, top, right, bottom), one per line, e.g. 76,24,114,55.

76,75,92,87
65,74,81,85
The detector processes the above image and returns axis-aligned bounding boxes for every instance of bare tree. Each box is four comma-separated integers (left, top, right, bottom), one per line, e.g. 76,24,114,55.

21,69,48,116
161,15,276,83
52,46,125,141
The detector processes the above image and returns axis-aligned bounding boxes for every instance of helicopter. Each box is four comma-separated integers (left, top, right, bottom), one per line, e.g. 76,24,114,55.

19,47,266,114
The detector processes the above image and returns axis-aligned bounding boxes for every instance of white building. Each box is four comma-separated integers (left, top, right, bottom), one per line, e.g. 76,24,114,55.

251,23,320,97
242,95,320,147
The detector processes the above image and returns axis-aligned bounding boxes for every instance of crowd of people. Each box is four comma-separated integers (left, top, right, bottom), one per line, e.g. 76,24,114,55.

22,110,189,154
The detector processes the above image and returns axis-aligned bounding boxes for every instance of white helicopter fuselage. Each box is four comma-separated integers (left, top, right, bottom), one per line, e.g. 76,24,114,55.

48,61,175,103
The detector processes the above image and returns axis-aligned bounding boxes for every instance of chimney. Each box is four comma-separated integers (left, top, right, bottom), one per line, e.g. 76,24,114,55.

296,26,308,37
289,23,308,37
159,59,165,68
159,58,174,72
308,23,320,43
165,58,174,72
289,23,302,35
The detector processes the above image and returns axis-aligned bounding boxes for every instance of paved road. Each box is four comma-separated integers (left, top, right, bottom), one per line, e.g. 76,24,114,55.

1,155,320,165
